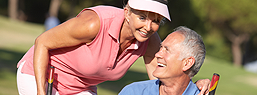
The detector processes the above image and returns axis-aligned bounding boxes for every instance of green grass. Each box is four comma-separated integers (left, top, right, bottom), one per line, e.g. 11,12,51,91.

0,15,257,95
192,56,257,95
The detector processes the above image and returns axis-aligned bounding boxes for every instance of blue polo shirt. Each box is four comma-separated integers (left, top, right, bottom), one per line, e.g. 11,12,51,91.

119,79,200,95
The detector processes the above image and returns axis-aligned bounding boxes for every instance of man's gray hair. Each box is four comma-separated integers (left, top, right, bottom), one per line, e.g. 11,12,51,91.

175,26,206,78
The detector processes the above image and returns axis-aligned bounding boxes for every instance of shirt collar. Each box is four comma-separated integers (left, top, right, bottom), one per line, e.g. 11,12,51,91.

127,39,139,50
108,10,125,41
182,80,200,95
157,79,200,95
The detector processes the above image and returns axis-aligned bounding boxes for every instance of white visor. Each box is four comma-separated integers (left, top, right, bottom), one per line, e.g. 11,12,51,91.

128,0,171,21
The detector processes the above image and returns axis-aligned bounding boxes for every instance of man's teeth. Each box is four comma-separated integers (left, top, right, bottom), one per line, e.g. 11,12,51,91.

140,31,147,35
157,63,166,67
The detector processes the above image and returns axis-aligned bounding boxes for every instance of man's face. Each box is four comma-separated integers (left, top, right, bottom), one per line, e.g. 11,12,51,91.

153,31,185,79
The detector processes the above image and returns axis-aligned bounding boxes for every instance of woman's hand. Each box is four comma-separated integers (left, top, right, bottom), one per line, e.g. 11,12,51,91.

195,79,211,95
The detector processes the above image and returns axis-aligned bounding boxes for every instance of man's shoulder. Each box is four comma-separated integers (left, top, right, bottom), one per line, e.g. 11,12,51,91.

182,80,200,95
125,79,158,89
119,79,159,95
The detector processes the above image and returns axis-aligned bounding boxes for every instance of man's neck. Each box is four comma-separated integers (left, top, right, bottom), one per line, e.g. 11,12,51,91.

159,76,190,95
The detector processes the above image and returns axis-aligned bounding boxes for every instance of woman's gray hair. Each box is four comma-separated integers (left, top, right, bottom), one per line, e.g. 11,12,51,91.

175,26,206,78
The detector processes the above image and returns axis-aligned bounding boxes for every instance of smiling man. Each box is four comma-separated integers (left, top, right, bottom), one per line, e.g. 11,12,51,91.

119,26,206,95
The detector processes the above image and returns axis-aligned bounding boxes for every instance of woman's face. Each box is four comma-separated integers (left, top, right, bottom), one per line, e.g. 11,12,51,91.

125,7,163,42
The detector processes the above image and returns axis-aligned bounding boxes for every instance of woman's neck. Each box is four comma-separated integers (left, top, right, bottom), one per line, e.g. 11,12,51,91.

119,20,135,44
117,20,135,56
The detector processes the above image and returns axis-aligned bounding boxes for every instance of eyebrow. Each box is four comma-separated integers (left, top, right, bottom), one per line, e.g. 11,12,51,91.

134,10,162,21
138,11,147,17
160,42,170,50
132,9,146,16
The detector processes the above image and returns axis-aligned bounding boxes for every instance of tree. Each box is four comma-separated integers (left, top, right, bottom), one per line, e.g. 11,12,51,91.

8,0,18,20
192,0,257,67
49,0,63,17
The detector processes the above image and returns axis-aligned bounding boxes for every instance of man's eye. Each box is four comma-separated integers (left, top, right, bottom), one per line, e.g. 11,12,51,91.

159,45,163,48
164,46,169,52
160,45,168,51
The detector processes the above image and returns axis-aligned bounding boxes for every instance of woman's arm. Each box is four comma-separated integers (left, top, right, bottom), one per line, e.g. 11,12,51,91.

33,10,100,95
143,32,161,80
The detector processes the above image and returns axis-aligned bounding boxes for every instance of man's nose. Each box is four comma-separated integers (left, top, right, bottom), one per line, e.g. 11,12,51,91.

155,47,163,58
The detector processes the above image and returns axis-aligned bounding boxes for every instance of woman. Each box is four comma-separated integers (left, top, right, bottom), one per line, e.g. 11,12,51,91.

17,0,209,95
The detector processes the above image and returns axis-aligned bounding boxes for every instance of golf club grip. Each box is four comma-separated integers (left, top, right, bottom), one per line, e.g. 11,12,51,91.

47,66,55,95
209,73,220,95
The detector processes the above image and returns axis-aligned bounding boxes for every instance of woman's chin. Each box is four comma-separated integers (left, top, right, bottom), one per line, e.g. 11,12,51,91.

136,38,148,42
135,36,149,42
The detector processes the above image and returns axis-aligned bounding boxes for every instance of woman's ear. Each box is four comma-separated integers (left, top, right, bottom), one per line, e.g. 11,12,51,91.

182,57,195,71
124,7,130,22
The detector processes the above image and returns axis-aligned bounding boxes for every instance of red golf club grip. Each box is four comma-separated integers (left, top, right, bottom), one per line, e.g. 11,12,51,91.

209,73,220,95
47,66,55,95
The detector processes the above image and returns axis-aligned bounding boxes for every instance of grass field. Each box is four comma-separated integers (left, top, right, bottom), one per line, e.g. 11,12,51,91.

0,15,257,95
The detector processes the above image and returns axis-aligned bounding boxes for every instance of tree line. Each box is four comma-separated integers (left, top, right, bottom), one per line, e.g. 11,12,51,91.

4,0,257,67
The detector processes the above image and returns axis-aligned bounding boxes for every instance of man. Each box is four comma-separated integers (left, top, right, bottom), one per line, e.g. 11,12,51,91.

119,26,206,95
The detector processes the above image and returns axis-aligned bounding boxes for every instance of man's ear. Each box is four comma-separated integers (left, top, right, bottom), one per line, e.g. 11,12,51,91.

182,57,195,71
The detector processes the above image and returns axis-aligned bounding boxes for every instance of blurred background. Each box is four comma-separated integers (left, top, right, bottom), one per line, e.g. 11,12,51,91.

0,0,257,95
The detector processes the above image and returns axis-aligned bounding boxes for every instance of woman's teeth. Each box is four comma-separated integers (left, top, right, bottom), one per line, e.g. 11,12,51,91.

140,31,147,36
157,63,166,67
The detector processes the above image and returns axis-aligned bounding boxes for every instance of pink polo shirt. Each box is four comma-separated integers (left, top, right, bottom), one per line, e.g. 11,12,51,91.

17,6,149,94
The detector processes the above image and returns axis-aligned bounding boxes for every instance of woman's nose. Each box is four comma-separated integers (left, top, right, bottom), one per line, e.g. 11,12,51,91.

144,20,152,31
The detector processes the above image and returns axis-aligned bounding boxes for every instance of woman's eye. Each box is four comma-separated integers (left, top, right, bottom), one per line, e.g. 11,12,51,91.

139,16,146,20
153,19,161,24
